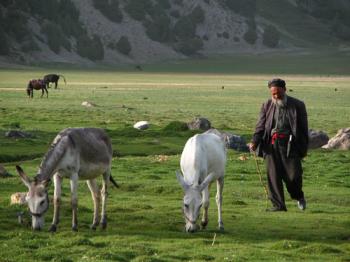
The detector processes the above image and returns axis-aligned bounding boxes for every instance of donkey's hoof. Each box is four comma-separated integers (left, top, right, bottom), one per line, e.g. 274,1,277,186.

72,226,78,232
201,220,208,229
49,224,57,233
90,224,98,230
218,225,224,231
101,222,107,230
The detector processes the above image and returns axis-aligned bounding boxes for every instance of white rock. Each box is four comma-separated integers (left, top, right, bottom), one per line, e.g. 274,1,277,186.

81,101,96,107
134,121,149,130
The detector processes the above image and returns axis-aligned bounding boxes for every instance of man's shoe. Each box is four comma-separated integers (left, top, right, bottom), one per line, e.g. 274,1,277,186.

297,198,306,210
266,207,287,212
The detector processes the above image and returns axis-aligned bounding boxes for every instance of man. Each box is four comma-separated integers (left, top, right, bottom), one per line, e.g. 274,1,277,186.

249,78,308,211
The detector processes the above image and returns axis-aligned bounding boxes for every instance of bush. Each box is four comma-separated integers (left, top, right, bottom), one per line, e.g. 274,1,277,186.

116,36,131,55
77,34,104,60
189,6,205,24
173,16,196,40
263,25,280,47
174,37,203,55
21,37,40,52
0,28,10,55
93,0,123,23
124,0,153,21
243,19,257,44
222,31,229,39
170,10,180,18
42,22,71,53
144,14,171,42
222,0,256,18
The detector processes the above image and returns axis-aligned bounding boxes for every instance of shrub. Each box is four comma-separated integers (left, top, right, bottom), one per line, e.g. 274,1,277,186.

124,0,152,21
263,25,280,48
173,16,196,40
77,34,104,60
21,37,40,52
93,0,123,23
243,19,257,44
0,28,10,55
221,0,256,18
144,14,171,42
189,5,205,24
42,22,71,53
116,36,131,55
222,31,229,39
174,37,203,55
170,10,180,18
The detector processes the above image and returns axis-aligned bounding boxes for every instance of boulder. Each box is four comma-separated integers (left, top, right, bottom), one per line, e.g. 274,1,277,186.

5,130,33,138
0,165,11,177
187,117,211,131
205,128,249,152
322,128,350,150
81,101,97,107
134,121,149,130
308,129,329,149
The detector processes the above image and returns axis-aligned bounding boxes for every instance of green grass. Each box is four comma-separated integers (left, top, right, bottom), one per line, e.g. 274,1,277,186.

0,63,349,261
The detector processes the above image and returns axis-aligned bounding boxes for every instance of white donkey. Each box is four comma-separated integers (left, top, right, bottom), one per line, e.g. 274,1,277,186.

176,133,226,233
16,128,118,232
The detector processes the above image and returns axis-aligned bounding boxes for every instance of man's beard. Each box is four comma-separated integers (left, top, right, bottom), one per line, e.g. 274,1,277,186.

272,95,287,107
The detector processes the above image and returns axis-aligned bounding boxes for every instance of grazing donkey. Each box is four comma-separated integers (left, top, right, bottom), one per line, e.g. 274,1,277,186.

27,79,48,98
176,133,226,233
43,74,66,89
16,128,118,232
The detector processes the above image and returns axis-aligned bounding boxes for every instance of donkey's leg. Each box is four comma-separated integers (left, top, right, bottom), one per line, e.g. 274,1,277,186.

41,88,44,98
216,176,224,231
201,186,210,229
87,179,100,230
55,81,58,89
45,87,48,98
49,173,62,232
100,170,110,229
70,173,79,231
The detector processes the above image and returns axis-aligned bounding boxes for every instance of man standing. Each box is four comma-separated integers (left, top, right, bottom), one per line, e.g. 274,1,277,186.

249,78,308,211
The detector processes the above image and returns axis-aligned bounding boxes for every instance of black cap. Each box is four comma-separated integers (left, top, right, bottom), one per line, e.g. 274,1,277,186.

268,78,286,88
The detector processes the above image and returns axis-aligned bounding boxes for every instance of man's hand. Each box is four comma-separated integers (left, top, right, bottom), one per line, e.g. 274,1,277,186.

248,142,257,152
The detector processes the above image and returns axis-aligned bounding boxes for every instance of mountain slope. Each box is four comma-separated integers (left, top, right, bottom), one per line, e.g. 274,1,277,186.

0,0,349,66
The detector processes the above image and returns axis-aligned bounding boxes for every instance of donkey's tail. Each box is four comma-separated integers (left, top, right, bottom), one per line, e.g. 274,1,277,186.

59,75,67,86
109,174,119,188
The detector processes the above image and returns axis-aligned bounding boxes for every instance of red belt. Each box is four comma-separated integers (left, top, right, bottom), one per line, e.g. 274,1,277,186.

271,133,287,145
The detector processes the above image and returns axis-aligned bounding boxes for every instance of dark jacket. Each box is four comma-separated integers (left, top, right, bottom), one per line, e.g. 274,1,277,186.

252,96,309,158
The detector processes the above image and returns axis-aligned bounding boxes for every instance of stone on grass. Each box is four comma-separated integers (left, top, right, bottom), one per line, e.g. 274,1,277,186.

205,128,249,152
81,101,97,107
0,165,12,177
134,121,149,130
322,128,350,150
187,117,211,131
308,129,329,149
5,130,33,138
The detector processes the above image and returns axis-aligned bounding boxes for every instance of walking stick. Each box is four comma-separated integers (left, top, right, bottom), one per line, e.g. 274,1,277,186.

252,151,269,208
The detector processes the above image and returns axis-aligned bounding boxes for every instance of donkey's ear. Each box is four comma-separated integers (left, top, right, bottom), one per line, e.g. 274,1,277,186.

16,165,31,188
199,173,215,192
176,170,189,191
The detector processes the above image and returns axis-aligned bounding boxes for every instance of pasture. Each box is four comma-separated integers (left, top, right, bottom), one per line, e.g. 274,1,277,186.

0,66,349,261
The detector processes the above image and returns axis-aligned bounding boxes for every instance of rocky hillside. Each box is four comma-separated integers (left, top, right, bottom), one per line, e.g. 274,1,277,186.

0,0,350,66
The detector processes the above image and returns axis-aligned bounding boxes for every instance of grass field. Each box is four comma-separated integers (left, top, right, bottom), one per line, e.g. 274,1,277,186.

0,63,349,261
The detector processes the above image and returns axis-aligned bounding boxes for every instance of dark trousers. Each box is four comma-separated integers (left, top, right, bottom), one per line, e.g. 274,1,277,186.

265,141,304,209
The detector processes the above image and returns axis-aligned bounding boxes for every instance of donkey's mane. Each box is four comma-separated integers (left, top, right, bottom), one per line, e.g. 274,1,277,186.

35,132,70,182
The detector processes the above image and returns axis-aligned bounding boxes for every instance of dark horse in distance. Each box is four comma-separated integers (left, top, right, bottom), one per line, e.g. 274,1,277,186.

27,79,48,98
43,74,67,89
